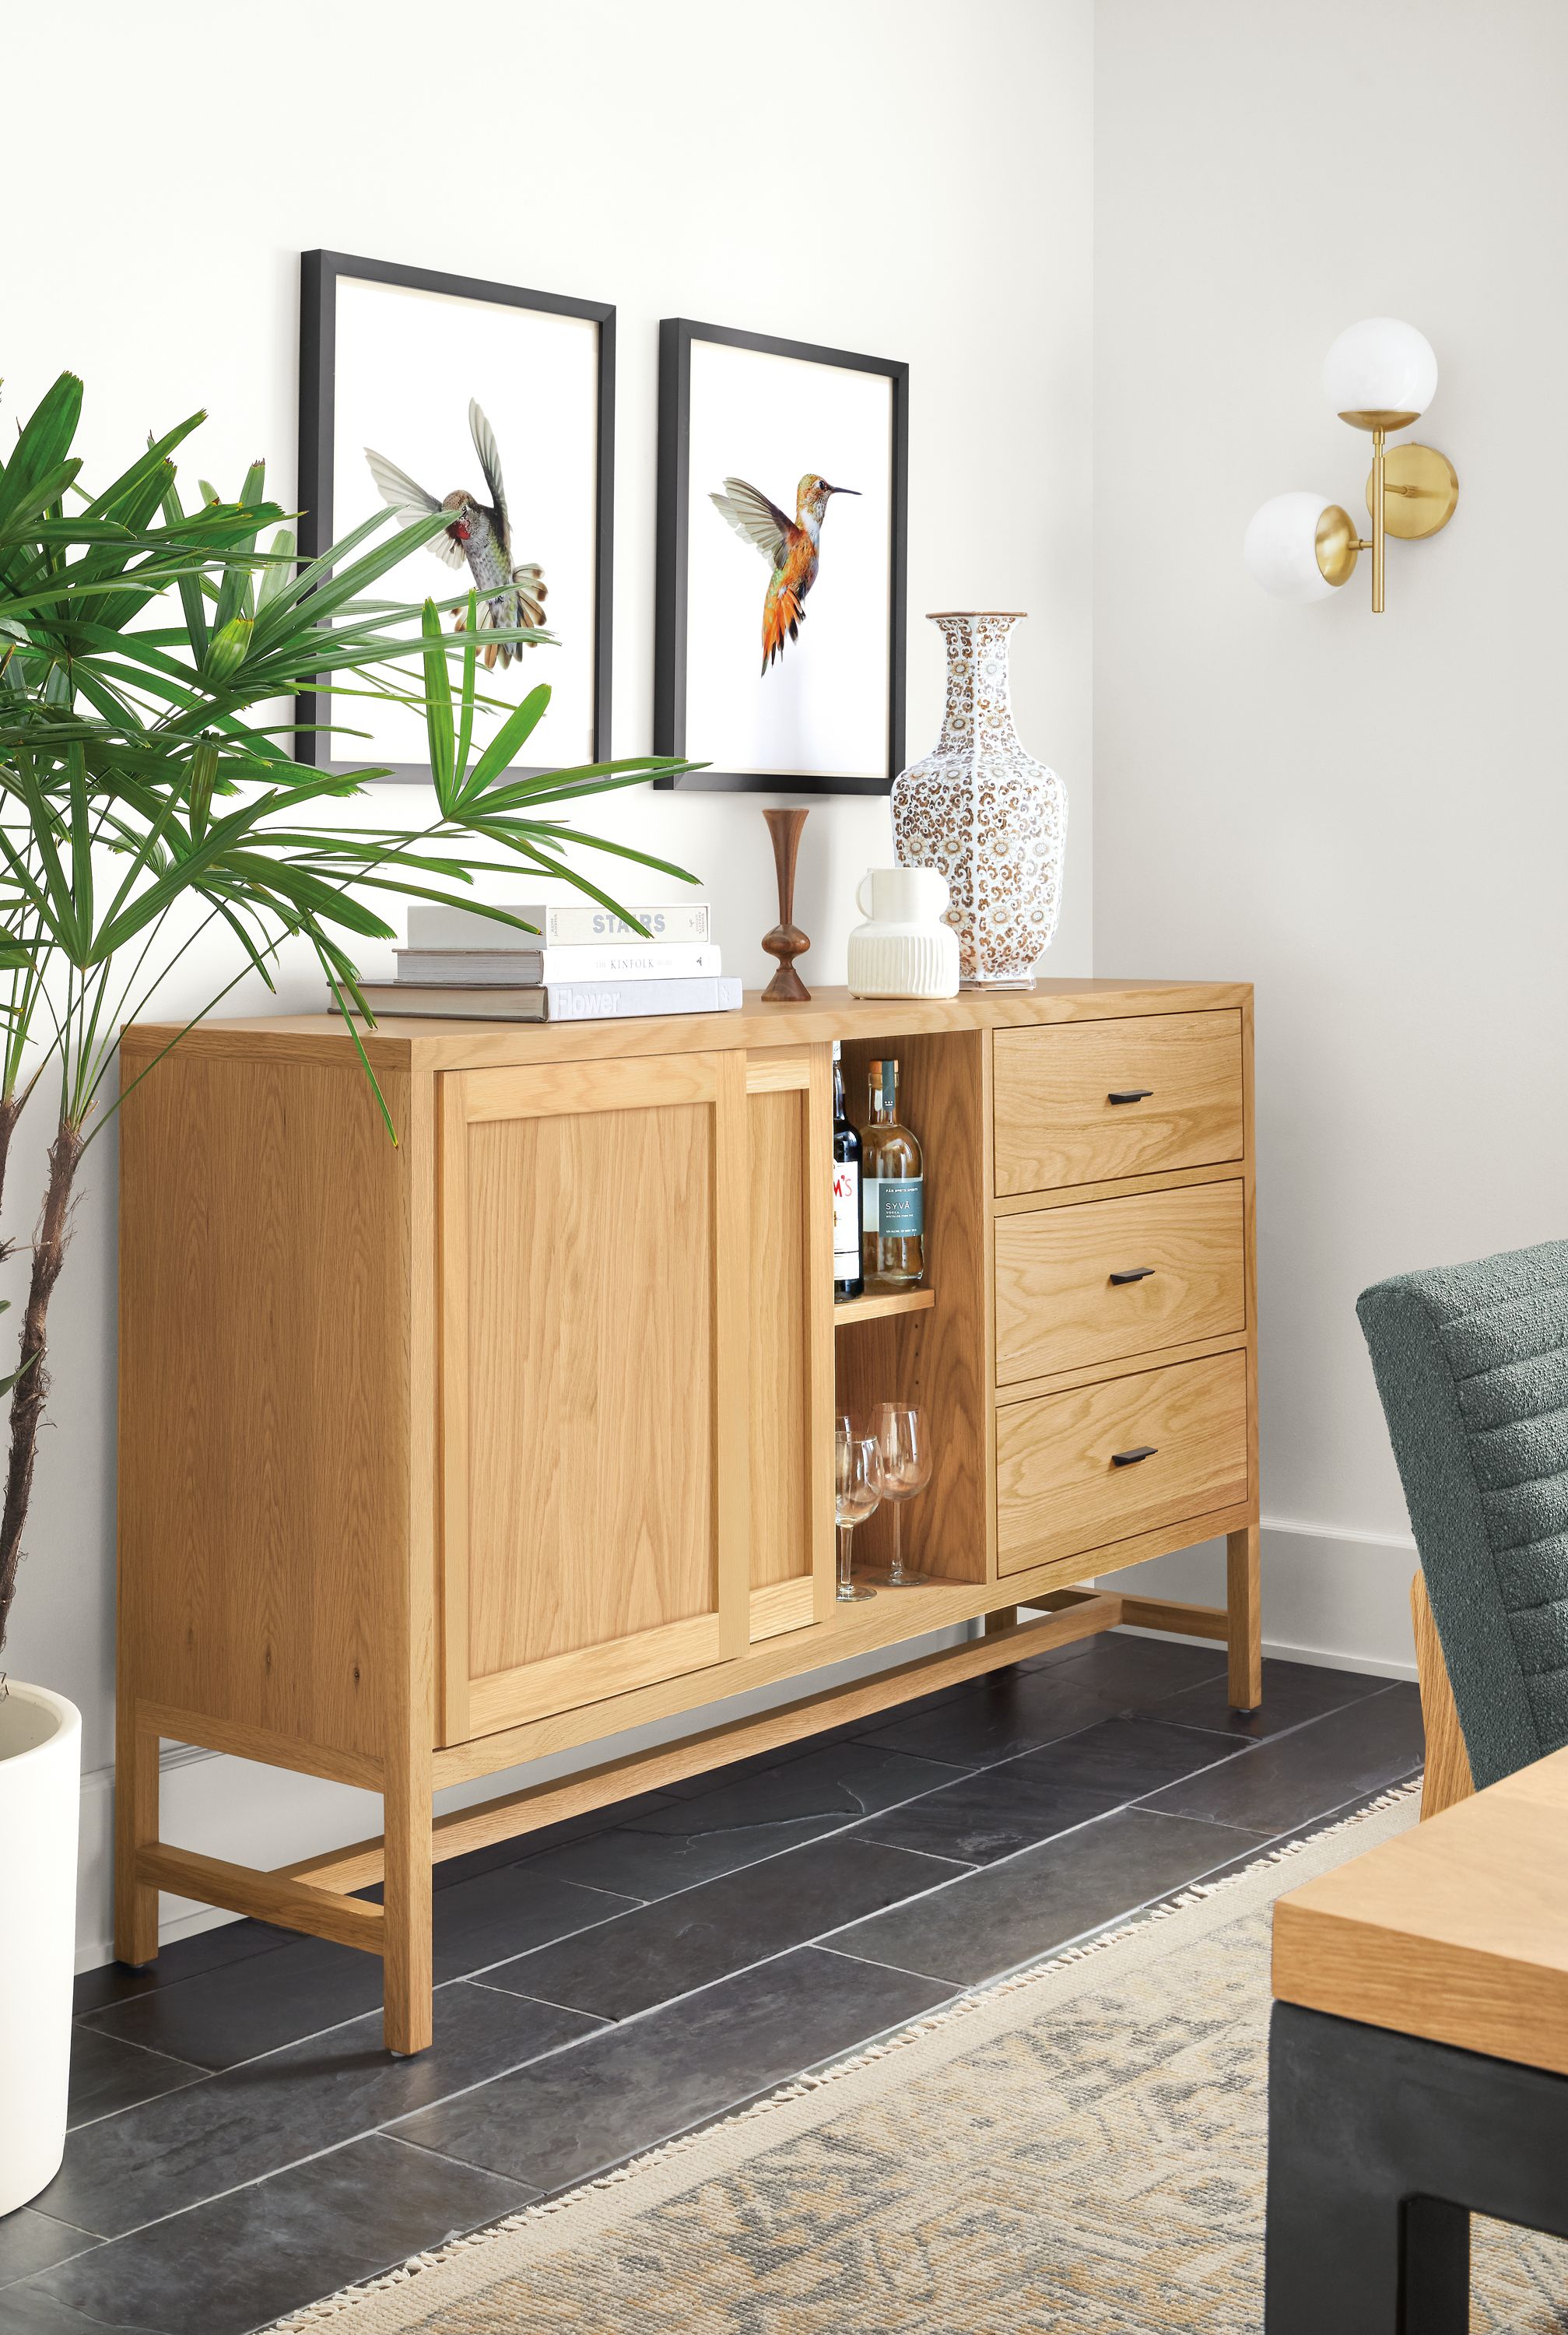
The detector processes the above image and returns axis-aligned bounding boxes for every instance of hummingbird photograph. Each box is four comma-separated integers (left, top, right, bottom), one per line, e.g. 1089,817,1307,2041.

365,399,547,671
709,473,859,674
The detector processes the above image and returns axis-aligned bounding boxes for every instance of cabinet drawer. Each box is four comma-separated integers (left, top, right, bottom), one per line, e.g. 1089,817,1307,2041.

994,1181,1246,1385
996,1351,1248,1575
993,1011,1244,1194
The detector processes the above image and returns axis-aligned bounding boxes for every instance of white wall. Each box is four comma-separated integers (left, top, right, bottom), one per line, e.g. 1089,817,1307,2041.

0,0,1095,1961
1092,0,1568,1666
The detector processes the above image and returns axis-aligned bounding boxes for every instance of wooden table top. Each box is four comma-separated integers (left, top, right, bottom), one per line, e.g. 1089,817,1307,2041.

1273,1747,1568,2077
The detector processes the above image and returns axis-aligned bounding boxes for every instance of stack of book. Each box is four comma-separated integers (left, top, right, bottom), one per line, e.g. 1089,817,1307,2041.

346,897,740,1023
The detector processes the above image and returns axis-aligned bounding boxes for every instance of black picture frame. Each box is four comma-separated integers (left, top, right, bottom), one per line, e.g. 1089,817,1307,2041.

296,249,615,783
654,318,908,794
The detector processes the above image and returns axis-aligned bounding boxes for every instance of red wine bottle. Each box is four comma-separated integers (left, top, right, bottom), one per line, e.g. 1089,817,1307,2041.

831,1041,864,1301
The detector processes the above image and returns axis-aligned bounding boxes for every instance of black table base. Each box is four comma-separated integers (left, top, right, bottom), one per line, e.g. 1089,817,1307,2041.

1267,2002,1568,2333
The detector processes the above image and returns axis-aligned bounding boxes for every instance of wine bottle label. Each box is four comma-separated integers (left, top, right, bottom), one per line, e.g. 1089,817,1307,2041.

833,1162,860,1266
862,1176,923,1237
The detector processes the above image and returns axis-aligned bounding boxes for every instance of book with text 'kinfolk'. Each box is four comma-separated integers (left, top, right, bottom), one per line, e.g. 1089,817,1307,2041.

342,975,744,1023
394,941,721,986
404,898,712,950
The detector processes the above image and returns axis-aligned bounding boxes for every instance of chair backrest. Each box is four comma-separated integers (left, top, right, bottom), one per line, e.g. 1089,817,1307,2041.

1358,1241,1568,1790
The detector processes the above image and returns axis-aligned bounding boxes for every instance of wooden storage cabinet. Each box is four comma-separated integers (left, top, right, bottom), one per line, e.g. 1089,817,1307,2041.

117,980,1258,2054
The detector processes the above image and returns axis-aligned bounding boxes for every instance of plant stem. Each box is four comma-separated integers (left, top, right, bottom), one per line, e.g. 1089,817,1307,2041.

0,1118,84,1658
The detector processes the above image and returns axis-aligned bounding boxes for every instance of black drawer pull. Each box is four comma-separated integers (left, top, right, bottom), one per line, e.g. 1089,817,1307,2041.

1111,1445,1158,1467
1109,1266,1156,1285
1107,1087,1152,1104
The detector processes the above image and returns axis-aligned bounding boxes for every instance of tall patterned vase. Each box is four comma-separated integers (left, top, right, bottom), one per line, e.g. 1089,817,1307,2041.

890,612,1066,987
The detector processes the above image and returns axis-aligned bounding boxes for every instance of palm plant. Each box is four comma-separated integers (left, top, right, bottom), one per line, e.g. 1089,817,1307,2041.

0,370,698,1660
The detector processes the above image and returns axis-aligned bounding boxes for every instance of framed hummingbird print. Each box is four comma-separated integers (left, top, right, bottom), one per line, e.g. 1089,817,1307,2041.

296,250,613,783
654,318,908,794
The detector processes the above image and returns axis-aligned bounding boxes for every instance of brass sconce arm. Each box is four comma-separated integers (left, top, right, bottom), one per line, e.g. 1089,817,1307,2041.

1246,320,1459,613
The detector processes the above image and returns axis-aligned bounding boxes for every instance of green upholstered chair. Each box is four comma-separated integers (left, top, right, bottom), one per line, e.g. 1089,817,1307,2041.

1358,1239,1568,1810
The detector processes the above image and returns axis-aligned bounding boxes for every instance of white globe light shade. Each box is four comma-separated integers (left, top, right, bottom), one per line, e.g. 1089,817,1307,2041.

1244,492,1338,602
1322,318,1437,420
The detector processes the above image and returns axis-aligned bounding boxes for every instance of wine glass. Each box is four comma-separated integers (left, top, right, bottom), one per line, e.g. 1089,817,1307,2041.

835,1419,882,1602
871,1402,933,1586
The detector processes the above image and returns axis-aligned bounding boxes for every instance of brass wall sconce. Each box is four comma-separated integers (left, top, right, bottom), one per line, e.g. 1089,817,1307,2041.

1244,319,1458,613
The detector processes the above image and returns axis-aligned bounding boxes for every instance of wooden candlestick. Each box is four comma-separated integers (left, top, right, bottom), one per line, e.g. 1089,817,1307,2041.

760,808,812,1002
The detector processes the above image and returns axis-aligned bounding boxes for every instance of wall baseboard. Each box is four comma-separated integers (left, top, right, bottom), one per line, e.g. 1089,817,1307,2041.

1093,1515,1419,1681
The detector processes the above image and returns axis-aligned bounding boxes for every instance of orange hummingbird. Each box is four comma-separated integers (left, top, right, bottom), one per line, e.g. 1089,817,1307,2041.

710,474,859,673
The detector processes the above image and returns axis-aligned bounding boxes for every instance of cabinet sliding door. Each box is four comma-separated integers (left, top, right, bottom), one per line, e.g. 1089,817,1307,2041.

439,1052,749,1744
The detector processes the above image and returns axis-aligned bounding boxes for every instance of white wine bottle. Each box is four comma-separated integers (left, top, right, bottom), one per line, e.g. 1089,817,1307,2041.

861,1057,924,1287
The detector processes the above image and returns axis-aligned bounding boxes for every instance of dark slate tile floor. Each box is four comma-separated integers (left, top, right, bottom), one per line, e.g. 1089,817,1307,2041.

2,1638,1423,2333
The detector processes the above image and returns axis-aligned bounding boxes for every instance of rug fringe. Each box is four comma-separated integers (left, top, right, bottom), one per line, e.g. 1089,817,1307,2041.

266,1775,1422,2331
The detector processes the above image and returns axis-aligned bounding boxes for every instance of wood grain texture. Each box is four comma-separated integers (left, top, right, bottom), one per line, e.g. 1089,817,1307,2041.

449,1055,731,1711
994,1180,1245,1384
837,1027,990,1585
1227,1522,1262,1710
117,1045,411,1764
467,1614,724,1735
138,1845,387,1954
283,1592,1129,1894
127,981,1254,1076
386,1066,437,2052
1412,1570,1474,1818
430,1501,1254,1785
1118,1593,1229,1642
745,1081,812,1594
749,1578,814,1642
833,1287,936,1326
996,1351,1249,1576
993,1010,1244,1195
1229,991,1262,1709
1272,1746,1568,2077
113,1705,158,1968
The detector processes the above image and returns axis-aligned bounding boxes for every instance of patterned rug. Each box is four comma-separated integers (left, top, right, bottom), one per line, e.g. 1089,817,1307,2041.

273,1786,1568,2333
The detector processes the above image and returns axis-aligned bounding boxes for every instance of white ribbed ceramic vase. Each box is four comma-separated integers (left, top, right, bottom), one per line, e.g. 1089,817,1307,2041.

0,1681,81,2215
890,613,1066,987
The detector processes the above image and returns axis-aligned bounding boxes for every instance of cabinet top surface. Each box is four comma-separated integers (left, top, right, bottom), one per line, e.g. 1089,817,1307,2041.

124,979,1251,1069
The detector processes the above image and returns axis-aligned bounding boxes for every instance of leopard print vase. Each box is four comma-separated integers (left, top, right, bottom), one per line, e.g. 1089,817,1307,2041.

890,613,1066,987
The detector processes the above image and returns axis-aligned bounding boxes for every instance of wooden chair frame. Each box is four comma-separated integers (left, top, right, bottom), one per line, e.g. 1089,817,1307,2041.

1411,1571,1475,1820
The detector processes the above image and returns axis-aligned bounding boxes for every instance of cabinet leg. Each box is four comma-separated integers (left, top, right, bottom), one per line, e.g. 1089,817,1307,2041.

114,1700,160,1968
1226,1522,1262,1712
984,1606,1019,1635
382,1748,433,2057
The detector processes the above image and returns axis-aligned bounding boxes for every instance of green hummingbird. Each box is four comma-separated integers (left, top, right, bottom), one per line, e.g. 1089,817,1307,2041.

365,401,546,669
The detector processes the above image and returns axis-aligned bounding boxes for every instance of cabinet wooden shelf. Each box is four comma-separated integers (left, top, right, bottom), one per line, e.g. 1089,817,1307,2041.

833,1287,936,1327
115,980,1258,2054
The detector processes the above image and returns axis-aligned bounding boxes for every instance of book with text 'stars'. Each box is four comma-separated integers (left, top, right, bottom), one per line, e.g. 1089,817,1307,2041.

342,975,743,1023
404,898,712,950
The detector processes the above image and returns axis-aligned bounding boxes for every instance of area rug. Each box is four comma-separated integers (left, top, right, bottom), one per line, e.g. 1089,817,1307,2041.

272,1784,1568,2333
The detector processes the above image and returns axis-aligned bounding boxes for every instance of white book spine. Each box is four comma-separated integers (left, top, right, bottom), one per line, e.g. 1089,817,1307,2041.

406,900,711,948
544,976,742,1020
394,942,721,984
537,942,720,981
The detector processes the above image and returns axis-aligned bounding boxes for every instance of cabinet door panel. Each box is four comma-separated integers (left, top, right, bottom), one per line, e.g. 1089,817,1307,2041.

745,1050,833,1637
440,1052,746,1742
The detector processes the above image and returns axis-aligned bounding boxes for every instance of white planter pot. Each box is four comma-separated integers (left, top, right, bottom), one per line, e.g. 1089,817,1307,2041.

0,1681,81,2216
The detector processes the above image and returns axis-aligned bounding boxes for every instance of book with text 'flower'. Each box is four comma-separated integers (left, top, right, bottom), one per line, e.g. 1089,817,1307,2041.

342,975,743,1023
